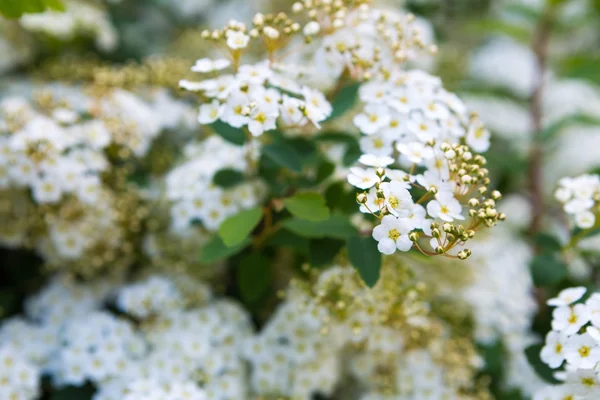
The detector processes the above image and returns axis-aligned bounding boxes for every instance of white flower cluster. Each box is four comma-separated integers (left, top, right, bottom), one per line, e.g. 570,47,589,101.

556,174,600,230
0,345,41,400
302,5,434,81
0,87,182,206
181,59,332,136
0,96,108,205
19,0,118,51
244,266,479,399
460,200,544,396
348,70,498,256
165,135,264,232
0,274,253,400
536,287,600,399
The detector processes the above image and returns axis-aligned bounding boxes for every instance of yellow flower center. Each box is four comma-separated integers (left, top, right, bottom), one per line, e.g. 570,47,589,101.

579,346,591,358
388,229,400,241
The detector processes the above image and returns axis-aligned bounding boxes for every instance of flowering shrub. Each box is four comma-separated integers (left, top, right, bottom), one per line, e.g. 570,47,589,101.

1,0,600,399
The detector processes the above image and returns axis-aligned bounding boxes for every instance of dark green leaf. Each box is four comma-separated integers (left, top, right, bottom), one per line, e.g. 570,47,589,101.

200,236,251,263
266,229,310,253
0,290,17,319
213,169,245,188
530,252,567,287
218,207,263,247
479,341,504,378
284,192,330,222
347,235,382,287
532,233,563,252
328,82,361,120
325,182,358,214
309,238,345,267
237,253,271,304
283,215,358,239
210,121,246,145
50,385,95,400
525,344,560,384
315,160,335,184
263,142,303,173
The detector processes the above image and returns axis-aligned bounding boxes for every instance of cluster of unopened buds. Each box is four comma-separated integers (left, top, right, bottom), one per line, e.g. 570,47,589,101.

555,174,600,230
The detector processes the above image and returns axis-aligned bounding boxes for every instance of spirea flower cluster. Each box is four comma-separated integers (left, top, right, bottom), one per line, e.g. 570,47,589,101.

0,273,253,400
536,287,600,399
555,174,600,230
165,135,265,232
0,83,195,275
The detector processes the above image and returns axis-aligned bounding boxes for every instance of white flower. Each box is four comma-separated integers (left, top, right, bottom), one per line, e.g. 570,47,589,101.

359,135,394,157
302,87,332,128
354,104,391,135
358,154,394,167
466,121,491,153
197,100,224,125
191,58,231,73
279,96,305,126
248,106,278,137
32,178,62,204
586,294,600,328
575,211,596,229
547,287,587,307
406,114,440,142
426,193,464,222
372,215,413,255
564,333,600,369
226,31,250,49
303,21,320,36
540,331,567,368
380,181,414,217
397,142,434,164
555,187,572,203
347,167,379,189
552,304,590,335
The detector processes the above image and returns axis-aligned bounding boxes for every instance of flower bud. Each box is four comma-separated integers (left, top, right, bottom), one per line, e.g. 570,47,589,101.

491,190,502,200
442,223,453,233
431,228,441,239
468,198,479,207
409,232,420,242
435,246,445,255
356,193,367,204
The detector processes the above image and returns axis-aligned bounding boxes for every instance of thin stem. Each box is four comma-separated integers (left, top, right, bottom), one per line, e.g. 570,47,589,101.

527,6,557,234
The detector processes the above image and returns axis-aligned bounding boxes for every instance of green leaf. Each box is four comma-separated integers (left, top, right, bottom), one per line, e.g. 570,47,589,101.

347,235,382,287
328,82,361,120
284,192,330,222
263,141,304,173
466,19,531,43
0,0,64,18
525,344,560,384
559,54,600,85
0,290,17,319
530,252,567,287
213,169,245,188
532,233,563,252
51,385,95,400
315,160,335,184
325,182,358,214
479,341,504,378
218,207,263,247
539,114,600,143
309,238,345,267
283,215,358,239
199,236,251,263
210,121,246,145
266,229,310,253
237,253,271,304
